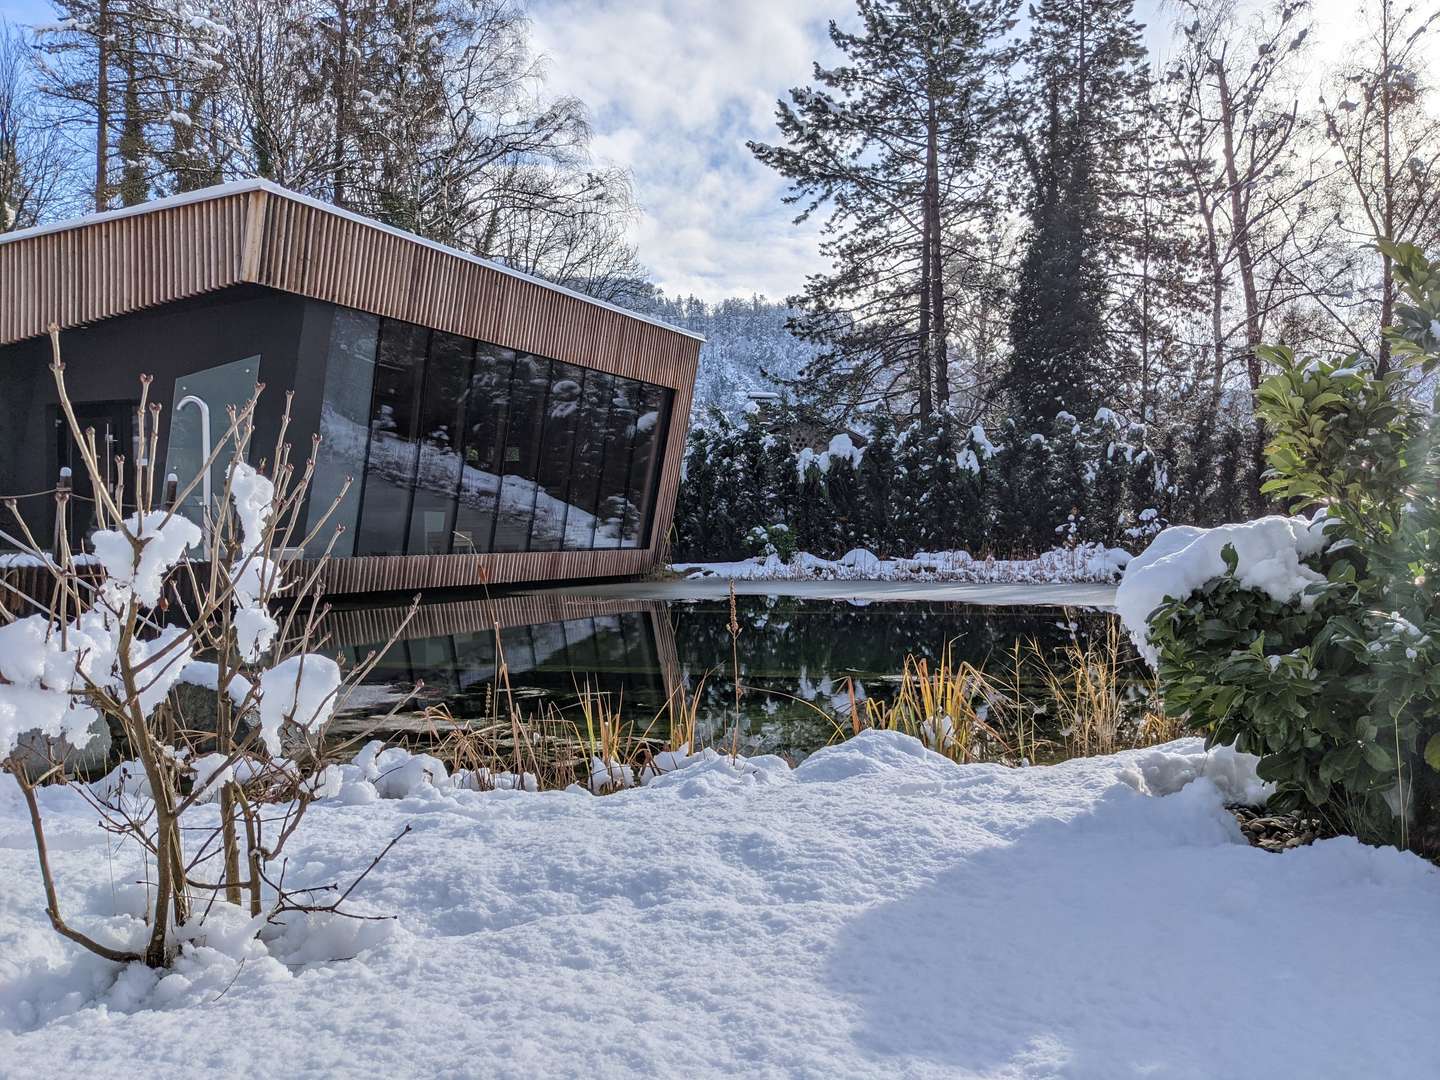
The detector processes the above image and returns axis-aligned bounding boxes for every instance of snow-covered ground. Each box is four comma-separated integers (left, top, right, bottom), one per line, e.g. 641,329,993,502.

676,544,1130,584
3,733,1435,1078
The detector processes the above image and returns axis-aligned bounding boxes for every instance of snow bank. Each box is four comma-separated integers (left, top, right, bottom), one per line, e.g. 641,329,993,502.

1117,516,1328,663
677,543,1131,585
3,733,1435,1077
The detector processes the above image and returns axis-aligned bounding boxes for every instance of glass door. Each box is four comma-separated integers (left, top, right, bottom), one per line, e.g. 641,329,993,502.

56,401,135,549
164,357,260,542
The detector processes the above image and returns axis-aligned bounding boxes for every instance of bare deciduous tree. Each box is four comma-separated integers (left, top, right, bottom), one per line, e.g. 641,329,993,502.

1321,0,1440,372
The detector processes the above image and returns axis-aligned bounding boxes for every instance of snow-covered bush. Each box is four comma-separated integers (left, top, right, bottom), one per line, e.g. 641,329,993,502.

746,523,797,563
0,351,414,966
1122,242,1440,848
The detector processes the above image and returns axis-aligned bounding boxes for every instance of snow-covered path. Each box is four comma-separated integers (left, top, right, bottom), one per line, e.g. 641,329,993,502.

2,735,1436,1079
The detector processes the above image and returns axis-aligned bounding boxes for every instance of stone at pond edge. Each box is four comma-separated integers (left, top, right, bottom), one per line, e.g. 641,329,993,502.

9,715,112,781
1229,804,1322,852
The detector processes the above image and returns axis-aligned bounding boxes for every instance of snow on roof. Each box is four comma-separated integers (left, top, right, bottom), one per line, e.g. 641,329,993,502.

0,178,705,343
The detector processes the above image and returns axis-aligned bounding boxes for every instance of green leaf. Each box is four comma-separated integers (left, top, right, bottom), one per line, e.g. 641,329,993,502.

1220,543,1239,574
1425,734,1440,773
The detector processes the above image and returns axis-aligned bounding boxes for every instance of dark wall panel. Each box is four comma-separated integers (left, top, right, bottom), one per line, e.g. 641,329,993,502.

0,286,313,544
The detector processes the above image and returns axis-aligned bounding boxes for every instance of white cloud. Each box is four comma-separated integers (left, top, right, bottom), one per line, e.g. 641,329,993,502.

534,0,1440,305
531,0,851,302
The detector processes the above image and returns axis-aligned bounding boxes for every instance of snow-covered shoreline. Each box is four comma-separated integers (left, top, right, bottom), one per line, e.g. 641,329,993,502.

4,732,1436,1078
675,543,1131,584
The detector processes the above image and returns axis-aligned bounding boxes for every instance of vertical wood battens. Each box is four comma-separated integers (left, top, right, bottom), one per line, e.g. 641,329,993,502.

0,194,248,344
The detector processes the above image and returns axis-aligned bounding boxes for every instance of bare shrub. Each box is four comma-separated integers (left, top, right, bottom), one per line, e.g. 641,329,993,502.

0,330,414,967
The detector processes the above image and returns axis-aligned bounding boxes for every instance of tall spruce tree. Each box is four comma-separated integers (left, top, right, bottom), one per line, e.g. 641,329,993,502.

749,0,1018,422
1003,0,1149,430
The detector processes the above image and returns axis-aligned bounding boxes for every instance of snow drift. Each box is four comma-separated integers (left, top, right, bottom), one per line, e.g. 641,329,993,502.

2,732,1435,1078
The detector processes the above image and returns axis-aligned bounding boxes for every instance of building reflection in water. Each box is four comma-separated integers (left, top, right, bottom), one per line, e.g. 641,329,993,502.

318,593,683,730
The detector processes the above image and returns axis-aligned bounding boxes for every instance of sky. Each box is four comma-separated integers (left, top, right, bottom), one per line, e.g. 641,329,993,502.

529,0,1404,303
3,0,1433,303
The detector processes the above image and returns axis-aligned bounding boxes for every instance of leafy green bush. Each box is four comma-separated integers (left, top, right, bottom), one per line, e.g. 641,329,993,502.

746,523,797,563
1144,242,1440,848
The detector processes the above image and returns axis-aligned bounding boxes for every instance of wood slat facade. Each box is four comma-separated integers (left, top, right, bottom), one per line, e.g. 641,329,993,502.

0,183,701,594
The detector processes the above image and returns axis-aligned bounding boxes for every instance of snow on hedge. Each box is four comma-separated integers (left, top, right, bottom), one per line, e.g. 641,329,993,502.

3,732,1436,1076
677,543,1131,584
1117,515,1329,664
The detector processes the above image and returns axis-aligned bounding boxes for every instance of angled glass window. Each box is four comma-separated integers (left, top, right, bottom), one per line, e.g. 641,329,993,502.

308,309,379,557
407,331,474,555
621,385,672,549
356,321,429,555
320,305,678,559
491,354,552,553
528,360,586,551
453,345,516,553
592,376,642,549
561,369,614,550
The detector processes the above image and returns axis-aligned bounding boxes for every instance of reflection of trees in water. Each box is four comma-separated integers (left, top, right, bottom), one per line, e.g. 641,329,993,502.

669,599,1132,754
342,598,1136,758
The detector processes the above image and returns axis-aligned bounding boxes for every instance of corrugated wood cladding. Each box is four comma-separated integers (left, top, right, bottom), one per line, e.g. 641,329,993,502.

1,185,700,594
0,196,250,346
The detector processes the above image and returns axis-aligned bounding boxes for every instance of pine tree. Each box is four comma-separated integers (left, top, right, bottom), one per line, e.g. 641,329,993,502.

1180,407,1218,525
1002,0,1150,430
749,0,1019,421
826,457,864,552
1213,425,1247,525
985,421,1028,553
891,422,930,551
1046,414,1090,545
673,428,719,560
856,412,898,549
923,416,983,551
793,462,836,556
1086,416,1133,547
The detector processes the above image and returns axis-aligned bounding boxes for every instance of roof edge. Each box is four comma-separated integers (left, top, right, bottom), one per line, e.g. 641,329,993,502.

0,179,706,344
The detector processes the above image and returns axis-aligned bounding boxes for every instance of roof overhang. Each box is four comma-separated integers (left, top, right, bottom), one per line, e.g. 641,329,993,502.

0,180,703,383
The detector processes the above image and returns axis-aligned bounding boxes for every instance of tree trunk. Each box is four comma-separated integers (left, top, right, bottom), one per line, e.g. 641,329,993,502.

1216,66,1263,392
917,180,934,419
94,0,110,212
332,0,351,207
1376,1,1395,374
118,58,147,207
927,97,948,410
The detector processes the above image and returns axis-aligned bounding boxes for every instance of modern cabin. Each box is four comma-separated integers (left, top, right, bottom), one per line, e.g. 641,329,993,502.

0,181,701,594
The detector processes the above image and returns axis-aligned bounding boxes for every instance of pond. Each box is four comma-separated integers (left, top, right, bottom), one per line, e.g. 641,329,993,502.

322,582,1145,761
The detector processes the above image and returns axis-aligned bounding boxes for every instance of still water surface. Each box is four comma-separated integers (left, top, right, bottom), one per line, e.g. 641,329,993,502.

324,584,1130,759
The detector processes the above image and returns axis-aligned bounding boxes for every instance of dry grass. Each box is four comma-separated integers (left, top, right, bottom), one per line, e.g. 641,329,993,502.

849,648,1023,764
847,618,1172,766
1026,616,1179,759
401,614,1174,792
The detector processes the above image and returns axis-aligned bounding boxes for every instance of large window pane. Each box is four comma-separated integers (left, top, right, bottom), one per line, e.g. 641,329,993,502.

355,321,429,555
593,377,642,549
453,345,516,553
528,361,586,551
492,354,552,552
308,310,379,557
406,332,474,555
561,370,614,550
621,385,671,549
